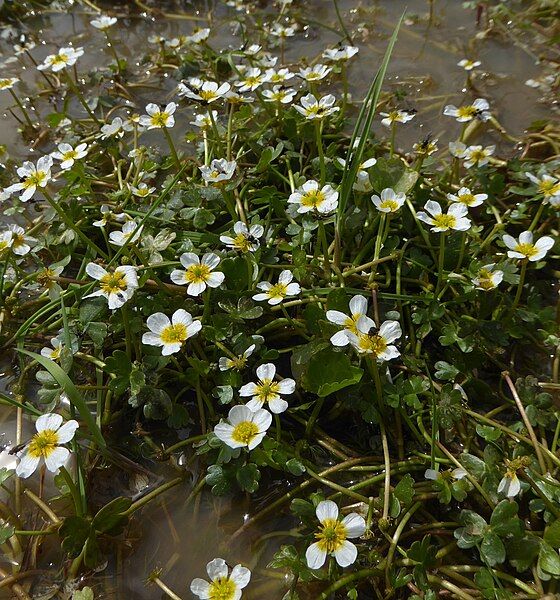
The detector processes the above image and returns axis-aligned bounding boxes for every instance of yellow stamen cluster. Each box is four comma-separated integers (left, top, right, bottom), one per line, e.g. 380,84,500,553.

315,518,347,553
255,379,280,403
185,264,212,284
357,333,387,356
160,323,188,344
27,429,59,459
231,421,259,445
514,243,538,258
300,190,325,208
432,214,456,229
100,271,127,294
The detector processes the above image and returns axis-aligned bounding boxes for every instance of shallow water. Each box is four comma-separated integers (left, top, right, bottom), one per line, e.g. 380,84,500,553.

0,0,555,597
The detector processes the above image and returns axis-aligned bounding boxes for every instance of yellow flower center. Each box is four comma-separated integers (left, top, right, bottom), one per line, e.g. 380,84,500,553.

232,233,251,252
23,171,46,188
379,199,399,211
315,518,347,553
387,110,401,122
208,577,236,600
230,356,247,370
231,421,259,445
50,346,62,360
514,243,538,258
62,150,78,161
539,180,560,197
468,149,486,162
300,190,325,208
0,79,13,89
457,193,475,205
52,53,69,65
12,233,25,248
185,264,212,283
432,214,457,229
0,240,11,251
457,105,477,119
267,282,288,299
100,271,127,294
160,323,188,344
255,379,280,403
358,333,387,356
243,76,261,86
27,429,59,459
200,90,218,102
150,112,170,127
344,315,360,334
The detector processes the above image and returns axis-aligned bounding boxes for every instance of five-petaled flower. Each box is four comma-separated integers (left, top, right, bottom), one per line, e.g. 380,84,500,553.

502,230,554,262
220,222,264,252
288,180,338,214
142,309,202,355
219,344,256,372
446,186,487,208
6,156,53,202
371,188,406,213
200,158,237,184
85,263,138,310
214,404,272,450
139,103,176,129
472,263,503,291
38,46,84,71
525,172,560,206
417,200,471,232
443,98,490,122
306,500,366,569
170,252,225,296
253,270,301,305
326,295,375,347
51,142,88,170
177,78,231,103
380,109,415,128
345,317,402,362
190,558,251,600
16,413,79,478
295,93,339,120
239,363,295,414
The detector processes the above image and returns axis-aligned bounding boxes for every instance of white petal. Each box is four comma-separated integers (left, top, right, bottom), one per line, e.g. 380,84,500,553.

85,262,108,281
44,446,69,473
333,540,358,567
206,558,228,581
256,363,276,381
277,378,295,394
330,330,350,346
228,404,254,425
306,542,327,570
379,320,402,344
201,253,220,269
142,332,163,347
170,269,187,285
268,397,288,414
239,382,258,397
349,295,367,316
230,565,251,588
187,281,207,296
16,452,40,478
56,420,79,443
278,270,293,284
172,309,193,326
36,413,63,432
146,312,170,334
252,408,272,431
180,252,200,268
190,578,211,599
341,513,366,538
316,500,339,522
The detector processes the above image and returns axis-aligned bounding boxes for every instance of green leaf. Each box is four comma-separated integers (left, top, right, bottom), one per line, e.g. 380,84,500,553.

539,541,560,576
72,587,94,600
92,497,132,534
60,515,92,556
236,463,261,493
394,473,415,505
304,348,363,397
490,500,522,537
434,361,459,381
18,350,105,448
545,520,560,549
481,532,506,566
0,524,14,544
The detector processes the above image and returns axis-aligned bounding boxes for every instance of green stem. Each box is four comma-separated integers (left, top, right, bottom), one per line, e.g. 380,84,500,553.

65,71,101,125
315,120,326,186
436,232,446,297
511,260,527,313
8,88,34,129
163,127,181,171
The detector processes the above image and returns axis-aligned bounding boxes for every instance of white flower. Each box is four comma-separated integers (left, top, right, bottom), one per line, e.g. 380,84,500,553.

417,200,471,232
142,309,202,355
346,316,402,361
185,28,210,44
130,182,156,198
413,137,439,156
380,109,415,128
139,103,176,129
498,472,521,498
462,145,495,169
371,188,406,213
262,85,296,104
239,363,295,414
219,344,256,372
190,558,251,600
443,98,490,122
472,263,503,290
37,46,84,71
288,180,338,214
327,294,375,347
170,252,225,296
51,142,88,170
298,64,331,82
199,158,236,183
458,59,481,71
525,172,560,206
16,413,79,478
90,15,117,30
306,500,366,569
0,77,19,90
40,337,64,361
295,93,339,120
235,67,269,92
220,222,264,252
446,186,487,208
323,46,359,61
265,68,294,84
337,157,377,192
502,230,554,262
253,270,301,305
6,156,53,202
449,141,467,158
108,221,143,247
190,111,217,129
214,405,272,450
85,263,138,309
100,116,131,139
268,22,296,37
177,78,230,103
425,467,467,481
92,204,127,228
0,231,14,253
6,224,35,256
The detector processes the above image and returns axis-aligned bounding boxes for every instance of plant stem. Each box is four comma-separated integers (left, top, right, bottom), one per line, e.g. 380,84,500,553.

510,260,527,313
315,120,326,186
163,127,181,170
65,71,101,125
436,232,446,297
8,89,34,129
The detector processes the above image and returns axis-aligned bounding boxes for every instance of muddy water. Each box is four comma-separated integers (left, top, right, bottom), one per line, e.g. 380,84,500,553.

0,0,553,598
